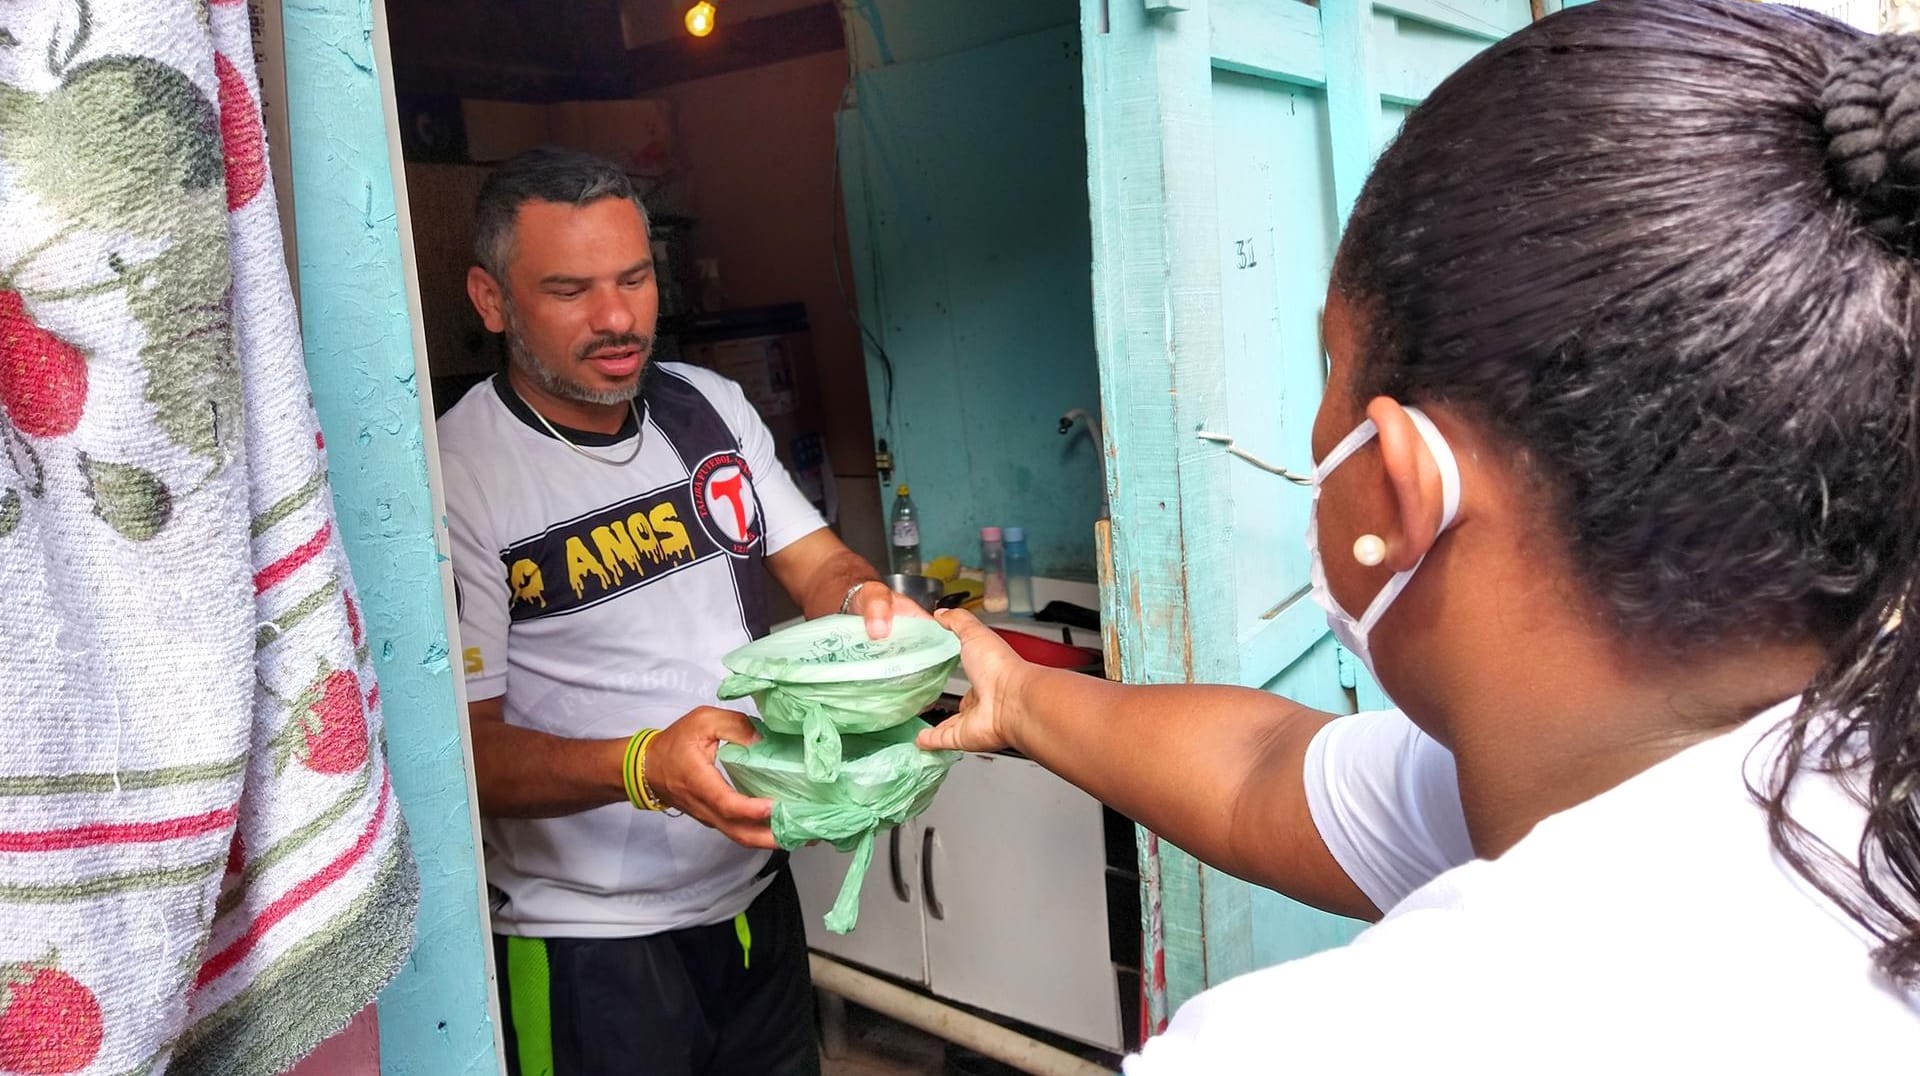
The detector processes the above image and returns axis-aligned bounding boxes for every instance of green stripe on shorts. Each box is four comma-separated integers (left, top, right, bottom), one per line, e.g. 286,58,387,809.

507,936,555,1076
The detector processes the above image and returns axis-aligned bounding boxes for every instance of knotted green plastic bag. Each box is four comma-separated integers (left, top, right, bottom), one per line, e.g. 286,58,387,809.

717,615,960,782
718,719,960,933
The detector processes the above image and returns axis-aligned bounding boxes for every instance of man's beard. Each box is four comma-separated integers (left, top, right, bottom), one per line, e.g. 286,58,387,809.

503,297,654,407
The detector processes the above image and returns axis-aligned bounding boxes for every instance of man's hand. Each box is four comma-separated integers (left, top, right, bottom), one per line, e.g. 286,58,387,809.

916,608,1035,754
764,529,921,637
645,707,776,850
847,580,932,640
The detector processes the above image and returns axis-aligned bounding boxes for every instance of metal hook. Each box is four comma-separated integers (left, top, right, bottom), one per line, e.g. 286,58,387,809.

1195,431,1313,486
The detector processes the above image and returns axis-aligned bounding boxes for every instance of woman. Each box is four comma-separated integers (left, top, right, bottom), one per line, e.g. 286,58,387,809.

922,0,1920,1067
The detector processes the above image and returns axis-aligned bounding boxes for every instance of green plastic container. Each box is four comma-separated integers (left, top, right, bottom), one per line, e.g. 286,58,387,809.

719,719,960,933
717,614,960,781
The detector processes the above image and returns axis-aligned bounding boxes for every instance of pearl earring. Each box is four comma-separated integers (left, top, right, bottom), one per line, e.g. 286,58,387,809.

1353,534,1387,567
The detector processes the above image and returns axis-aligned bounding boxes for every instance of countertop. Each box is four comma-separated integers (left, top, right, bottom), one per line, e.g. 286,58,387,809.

944,577,1101,696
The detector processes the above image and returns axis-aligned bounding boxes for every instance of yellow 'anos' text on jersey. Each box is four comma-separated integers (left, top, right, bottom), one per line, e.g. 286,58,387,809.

495,457,759,622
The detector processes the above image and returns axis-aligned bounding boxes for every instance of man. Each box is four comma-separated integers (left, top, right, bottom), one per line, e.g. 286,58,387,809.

438,147,917,1076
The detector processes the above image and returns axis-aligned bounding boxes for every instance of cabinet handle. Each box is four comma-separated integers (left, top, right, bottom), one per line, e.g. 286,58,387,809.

921,827,944,921
889,827,911,903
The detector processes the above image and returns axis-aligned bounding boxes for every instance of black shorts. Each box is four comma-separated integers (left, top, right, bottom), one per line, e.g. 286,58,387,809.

495,868,821,1076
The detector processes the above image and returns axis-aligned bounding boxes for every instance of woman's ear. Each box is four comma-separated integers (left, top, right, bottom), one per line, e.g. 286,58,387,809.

1367,397,1447,572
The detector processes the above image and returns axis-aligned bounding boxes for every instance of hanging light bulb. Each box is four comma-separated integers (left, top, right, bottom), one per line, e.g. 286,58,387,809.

685,1,716,37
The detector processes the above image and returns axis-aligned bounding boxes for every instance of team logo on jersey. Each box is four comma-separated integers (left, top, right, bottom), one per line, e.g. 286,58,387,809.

691,451,762,558
498,478,725,621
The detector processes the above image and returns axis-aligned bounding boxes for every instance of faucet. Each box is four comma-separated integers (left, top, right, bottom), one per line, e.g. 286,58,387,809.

1058,408,1110,519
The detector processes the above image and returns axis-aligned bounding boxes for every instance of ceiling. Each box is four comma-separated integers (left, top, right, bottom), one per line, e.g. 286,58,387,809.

619,0,830,48
386,0,844,101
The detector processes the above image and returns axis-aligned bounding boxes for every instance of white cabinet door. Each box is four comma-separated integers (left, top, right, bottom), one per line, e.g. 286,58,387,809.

790,823,928,985
921,754,1123,1051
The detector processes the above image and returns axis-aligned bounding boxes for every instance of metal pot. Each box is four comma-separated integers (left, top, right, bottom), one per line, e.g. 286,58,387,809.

884,573,944,613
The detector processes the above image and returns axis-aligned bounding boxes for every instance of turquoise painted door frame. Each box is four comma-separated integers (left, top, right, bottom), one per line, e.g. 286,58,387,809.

281,0,502,1071
1080,0,1535,1030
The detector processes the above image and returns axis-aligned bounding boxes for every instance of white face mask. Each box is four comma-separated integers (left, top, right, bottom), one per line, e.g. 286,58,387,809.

1307,406,1462,682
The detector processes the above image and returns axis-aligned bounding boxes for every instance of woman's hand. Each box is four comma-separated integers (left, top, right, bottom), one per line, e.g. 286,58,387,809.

917,608,1037,754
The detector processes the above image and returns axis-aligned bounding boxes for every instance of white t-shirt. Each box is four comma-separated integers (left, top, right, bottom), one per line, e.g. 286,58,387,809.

1302,707,1476,912
439,363,825,937
1129,701,1920,1071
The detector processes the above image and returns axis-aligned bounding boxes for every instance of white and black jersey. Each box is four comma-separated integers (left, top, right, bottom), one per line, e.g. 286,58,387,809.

439,362,825,937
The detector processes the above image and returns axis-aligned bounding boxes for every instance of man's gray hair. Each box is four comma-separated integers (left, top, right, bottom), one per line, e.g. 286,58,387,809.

472,146,649,282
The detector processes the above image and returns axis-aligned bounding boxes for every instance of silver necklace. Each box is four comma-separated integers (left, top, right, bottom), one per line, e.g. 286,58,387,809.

527,398,645,466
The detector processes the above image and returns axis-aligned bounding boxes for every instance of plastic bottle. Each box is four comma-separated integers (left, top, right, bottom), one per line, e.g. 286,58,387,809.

890,485,922,575
696,257,728,312
980,527,1009,613
1003,526,1034,616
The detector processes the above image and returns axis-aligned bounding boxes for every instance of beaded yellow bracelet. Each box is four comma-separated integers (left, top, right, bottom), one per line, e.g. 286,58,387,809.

622,729,664,812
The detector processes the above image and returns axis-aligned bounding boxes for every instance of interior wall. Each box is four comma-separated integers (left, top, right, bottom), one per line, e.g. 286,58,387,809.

651,49,889,576
842,0,1079,70
402,162,494,381
621,0,826,48
837,20,1103,580
387,0,628,99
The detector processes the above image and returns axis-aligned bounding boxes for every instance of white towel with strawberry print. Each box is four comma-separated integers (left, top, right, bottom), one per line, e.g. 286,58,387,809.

0,1,419,1074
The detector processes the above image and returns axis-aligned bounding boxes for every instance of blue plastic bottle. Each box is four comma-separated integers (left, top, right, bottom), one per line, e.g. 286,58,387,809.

1004,526,1034,616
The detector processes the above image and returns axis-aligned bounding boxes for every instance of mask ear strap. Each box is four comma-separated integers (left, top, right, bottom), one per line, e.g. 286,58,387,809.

1402,407,1462,529
1354,407,1463,634
1357,566,1418,634
1314,419,1380,482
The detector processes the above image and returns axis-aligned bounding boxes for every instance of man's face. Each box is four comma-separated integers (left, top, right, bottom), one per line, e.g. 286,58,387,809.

473,196,659,406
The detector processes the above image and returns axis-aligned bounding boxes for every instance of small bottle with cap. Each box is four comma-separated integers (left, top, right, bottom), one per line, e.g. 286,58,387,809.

1004,526,1034,616
980,527,1009,614
890,485,921,575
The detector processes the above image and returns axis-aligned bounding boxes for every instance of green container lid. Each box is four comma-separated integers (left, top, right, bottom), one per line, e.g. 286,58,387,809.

717,615,961,785
720,614,959,685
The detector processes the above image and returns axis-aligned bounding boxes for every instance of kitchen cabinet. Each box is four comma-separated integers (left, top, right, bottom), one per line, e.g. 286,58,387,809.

794,825,928,986
791,750,1124,1052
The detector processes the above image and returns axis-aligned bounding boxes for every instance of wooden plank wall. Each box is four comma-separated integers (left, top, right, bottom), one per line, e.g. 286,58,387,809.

1085,0,1531,1034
